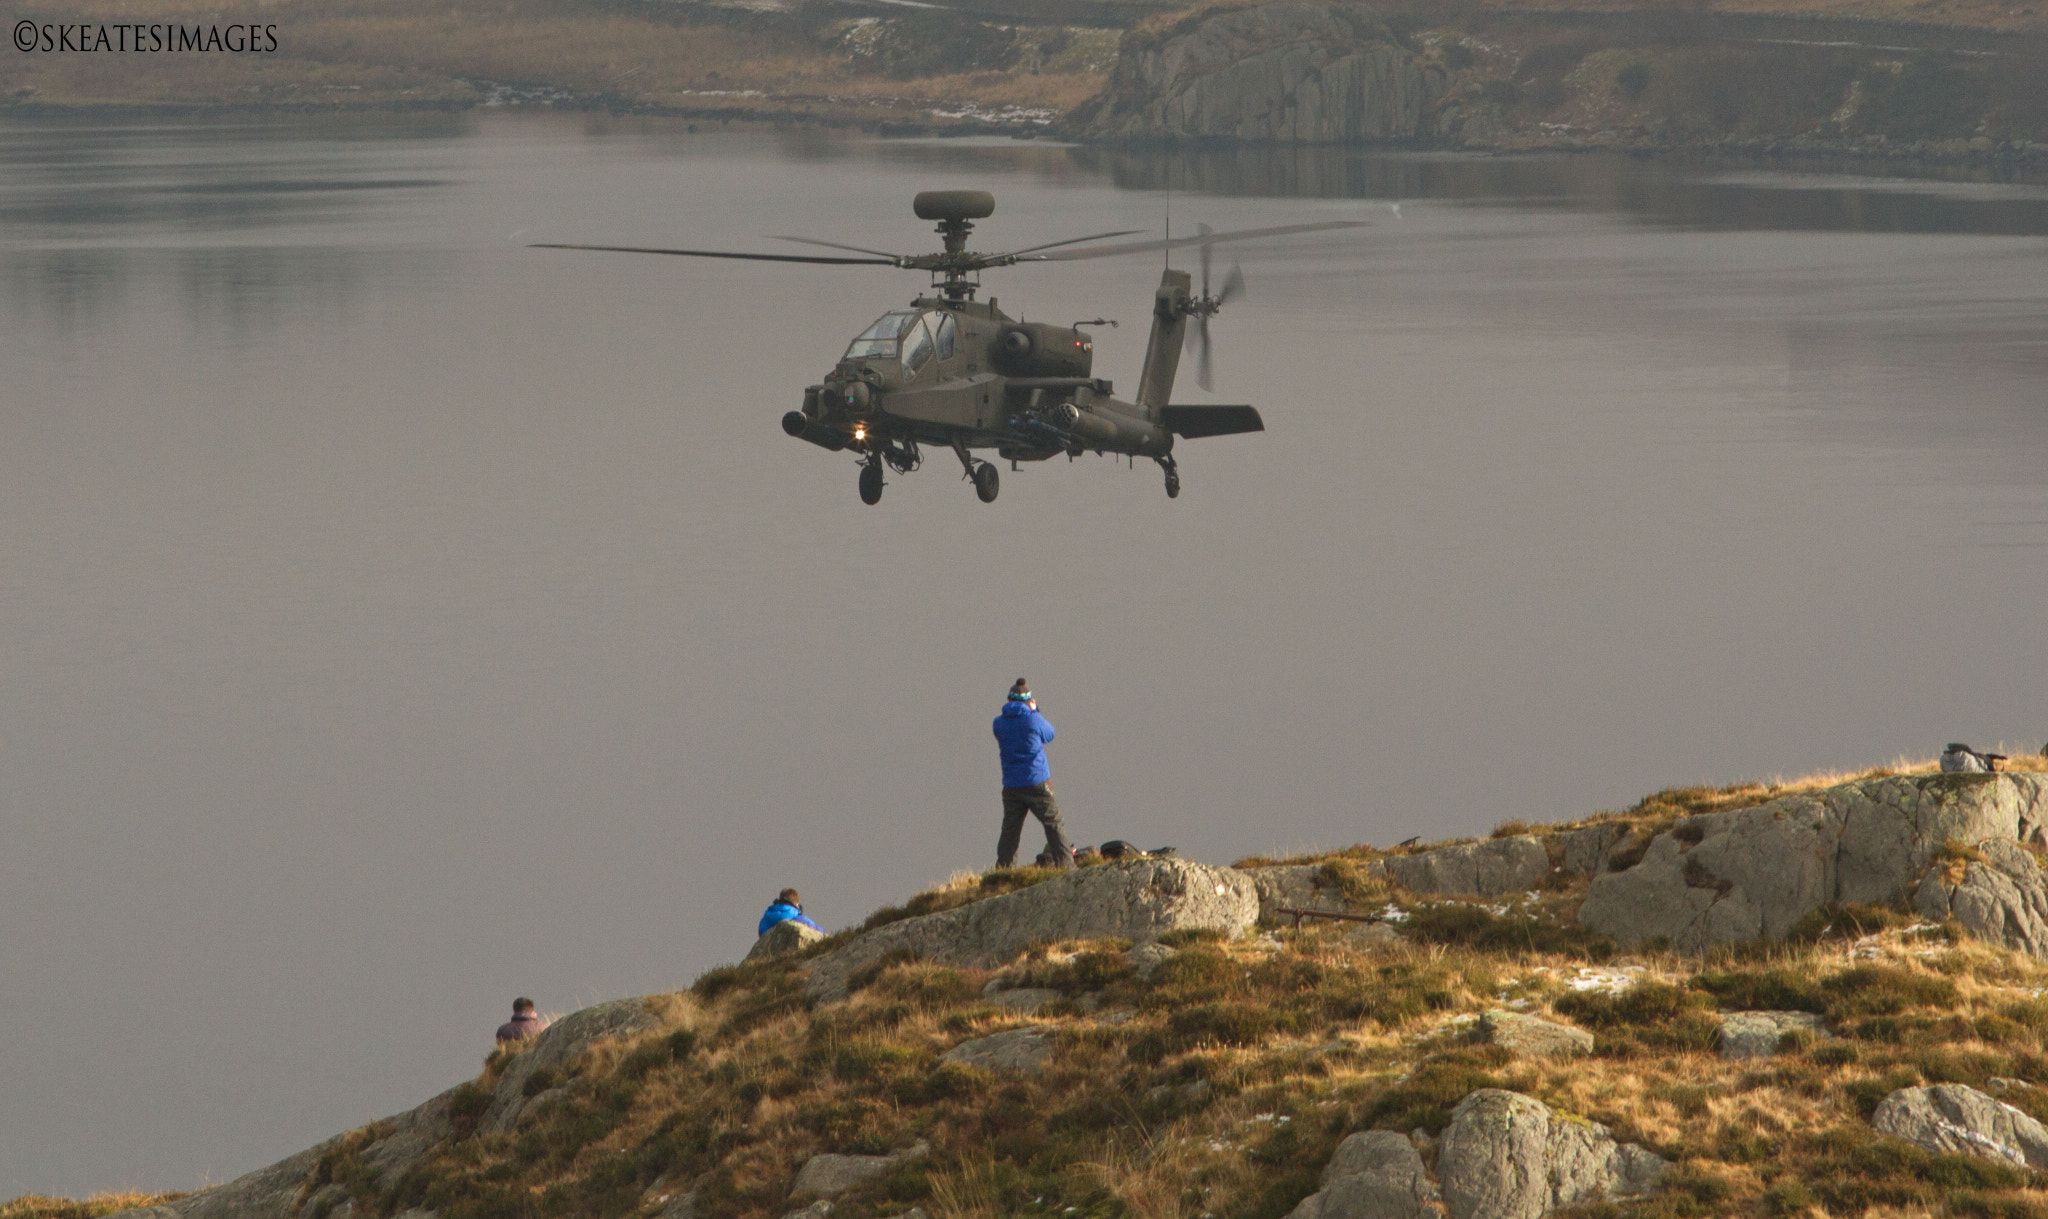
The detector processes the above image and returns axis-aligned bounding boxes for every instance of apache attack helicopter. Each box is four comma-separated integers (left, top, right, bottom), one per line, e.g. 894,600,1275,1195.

536,191,1364,504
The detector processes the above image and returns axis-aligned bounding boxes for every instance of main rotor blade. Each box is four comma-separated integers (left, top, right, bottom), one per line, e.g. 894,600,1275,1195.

1198,223,1213,296
530,243,896,266
1029,219,1370,262
769,235,909,260
992,228,1146,259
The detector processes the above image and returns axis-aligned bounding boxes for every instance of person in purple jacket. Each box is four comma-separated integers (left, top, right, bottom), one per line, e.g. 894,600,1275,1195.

992,678,1074,869
495,997,548,1043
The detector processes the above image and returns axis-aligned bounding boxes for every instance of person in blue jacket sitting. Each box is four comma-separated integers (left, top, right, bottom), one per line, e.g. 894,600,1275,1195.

992,678,1074,869
758,888,822,938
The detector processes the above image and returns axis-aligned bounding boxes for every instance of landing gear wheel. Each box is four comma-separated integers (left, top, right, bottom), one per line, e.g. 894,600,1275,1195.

859,460,884,506
973,461,1000,503
1158,455,1181,499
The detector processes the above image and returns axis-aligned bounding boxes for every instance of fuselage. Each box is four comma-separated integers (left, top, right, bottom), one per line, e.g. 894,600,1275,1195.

786,294,1174,463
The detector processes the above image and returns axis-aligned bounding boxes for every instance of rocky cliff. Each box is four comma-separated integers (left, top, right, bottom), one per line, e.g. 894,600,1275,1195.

1070,1,1444,142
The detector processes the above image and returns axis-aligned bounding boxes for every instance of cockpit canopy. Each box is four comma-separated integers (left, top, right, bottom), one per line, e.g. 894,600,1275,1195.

845,309,955,373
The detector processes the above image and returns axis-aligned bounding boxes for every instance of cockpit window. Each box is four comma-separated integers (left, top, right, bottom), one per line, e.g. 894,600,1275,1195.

902,316,935,372
846,311,919,359
933,312,956,360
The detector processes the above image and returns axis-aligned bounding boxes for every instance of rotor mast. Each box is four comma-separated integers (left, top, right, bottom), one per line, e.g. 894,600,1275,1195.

916,190,996,302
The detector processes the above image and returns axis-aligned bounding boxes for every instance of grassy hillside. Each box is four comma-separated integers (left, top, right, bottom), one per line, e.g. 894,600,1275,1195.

19,759,2048,1219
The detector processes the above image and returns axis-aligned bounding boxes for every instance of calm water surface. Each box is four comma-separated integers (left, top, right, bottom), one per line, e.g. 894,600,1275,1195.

2,113,2044,1196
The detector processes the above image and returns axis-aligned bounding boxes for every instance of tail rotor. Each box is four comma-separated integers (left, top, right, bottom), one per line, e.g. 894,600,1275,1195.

1184,224,1246,391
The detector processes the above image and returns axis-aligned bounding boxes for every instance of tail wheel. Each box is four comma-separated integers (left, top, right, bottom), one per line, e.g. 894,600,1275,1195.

973,461,1000,503
1165,469,1181,498
859,461,884,505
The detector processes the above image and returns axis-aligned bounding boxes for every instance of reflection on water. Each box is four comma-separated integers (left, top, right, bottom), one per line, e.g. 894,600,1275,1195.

1,112,2044,1203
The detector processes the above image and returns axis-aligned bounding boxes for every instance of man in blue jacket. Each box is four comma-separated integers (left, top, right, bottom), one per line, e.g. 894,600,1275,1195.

758,888,822,937
993,678,1073,869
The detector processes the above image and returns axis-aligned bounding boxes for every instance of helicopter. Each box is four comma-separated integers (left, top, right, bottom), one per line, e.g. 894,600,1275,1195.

535,191,1366,504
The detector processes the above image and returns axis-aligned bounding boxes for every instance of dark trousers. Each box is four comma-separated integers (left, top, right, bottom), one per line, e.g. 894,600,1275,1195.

997,782,1072,868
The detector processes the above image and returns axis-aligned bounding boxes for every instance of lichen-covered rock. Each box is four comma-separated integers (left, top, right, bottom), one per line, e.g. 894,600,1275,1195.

1579,774,2047,953
1555,824,1624,879
1914,839,2048,957
747,918,826,961
942,1029,1053,1075
1479,1011,1593,1058
1284,1129,1441,1219
480,998,661,1134
1873,1084,2048,1167
791,1142,928,1198
1072,1,1442,142
1245,863,1354,922
804,859,1256,1001
1437,1090,1667,1219
1718,1011,1829,1060
1387,837,1548,898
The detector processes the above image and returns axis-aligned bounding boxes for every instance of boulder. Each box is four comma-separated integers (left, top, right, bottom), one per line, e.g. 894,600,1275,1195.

1479,1011,1593,1058
803,859,1257,1001
747,919,827,961
1578,774,2048,953
1555,824,1624,879
1345,921,1403,948
1437,1090,1667,1219
1914,839,2048,957
1872,1084,2048,1167
1387,837,1548,898
791,1142,929,1198
942,1028,1054,1075
1717,1011,1828,1060
653,1191,697,1219
1284,1129,1441,1219
1245,863,1358,922
480,998,661,1134
1127,941,1177,977
985,987,1063,1014
1072,1,1443,142
780,1204,833,1219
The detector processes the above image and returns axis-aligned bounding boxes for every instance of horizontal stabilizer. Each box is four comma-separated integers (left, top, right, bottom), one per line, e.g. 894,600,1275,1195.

1161,404,1264,439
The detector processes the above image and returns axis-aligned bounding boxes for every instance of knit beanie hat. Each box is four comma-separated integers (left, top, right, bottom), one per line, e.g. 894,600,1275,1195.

1008,678,1033,702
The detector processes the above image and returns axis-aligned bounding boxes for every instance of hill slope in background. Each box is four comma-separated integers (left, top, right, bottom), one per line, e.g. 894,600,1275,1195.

17,760,2048,1219
3,0,2043,160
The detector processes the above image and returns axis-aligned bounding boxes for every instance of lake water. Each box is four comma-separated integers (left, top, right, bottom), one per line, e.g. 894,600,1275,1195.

2,112,2044,1198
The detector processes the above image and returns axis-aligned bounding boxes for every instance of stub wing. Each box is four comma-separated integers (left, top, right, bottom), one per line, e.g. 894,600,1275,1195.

1161,404,1264,439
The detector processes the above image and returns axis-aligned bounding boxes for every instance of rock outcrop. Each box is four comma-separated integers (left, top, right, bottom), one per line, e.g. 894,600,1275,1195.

107,999,663,1219
1873,1084,2048,1167
1717,1011,1828,1060
1914,838,2048,957
747,918,827,961
1387,837,1547,898
480,998,660,1134
1478,1011,1594,1058
1578,774,2048,954
941,1028,1054,1075
803,859,1257,1002
1436,1090,1667,1219
791,1142,929,1197
1073,1,1442,143
1284,1129,1441,1219
1246,863,1348,922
